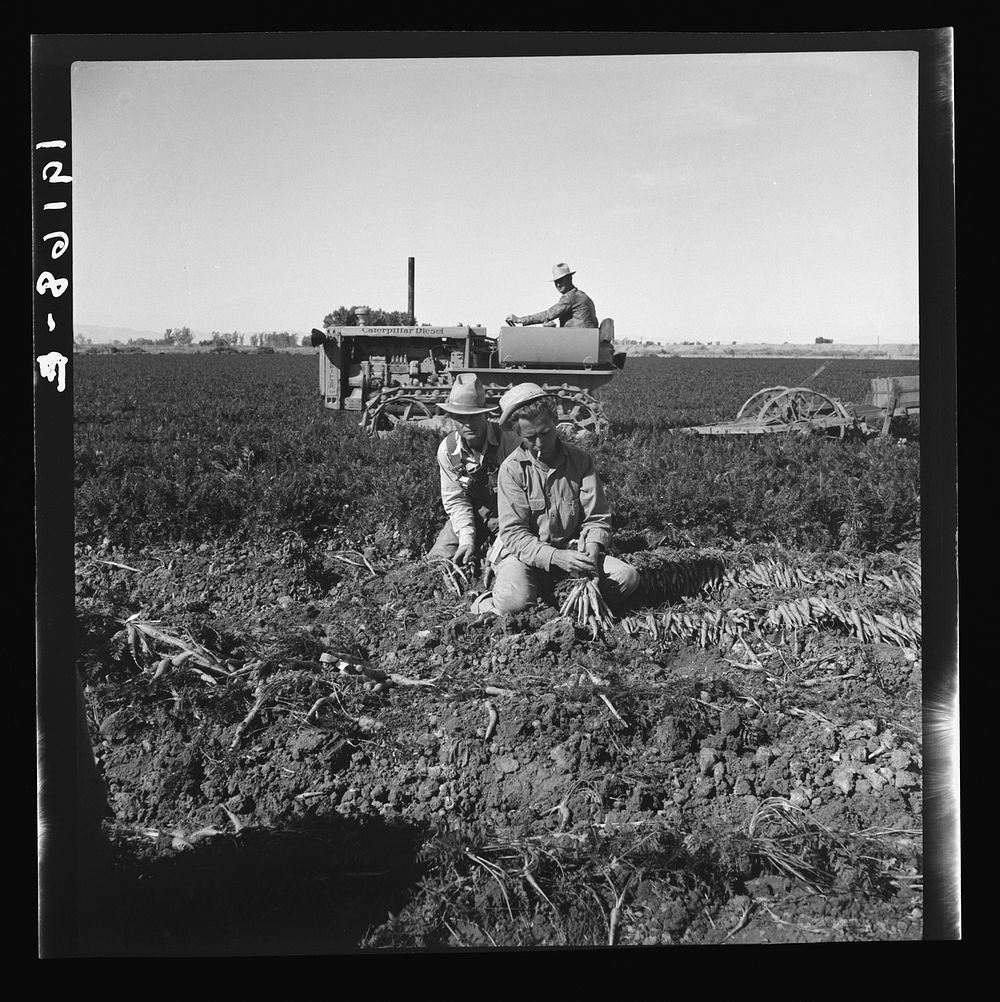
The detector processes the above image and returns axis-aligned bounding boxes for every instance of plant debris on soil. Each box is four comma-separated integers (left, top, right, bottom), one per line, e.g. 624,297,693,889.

73,531,923,953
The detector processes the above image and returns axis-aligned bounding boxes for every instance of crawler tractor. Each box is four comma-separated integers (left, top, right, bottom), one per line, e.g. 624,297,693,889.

311,320,627,437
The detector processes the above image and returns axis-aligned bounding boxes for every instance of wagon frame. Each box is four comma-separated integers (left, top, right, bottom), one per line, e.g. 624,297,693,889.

684,375,919,438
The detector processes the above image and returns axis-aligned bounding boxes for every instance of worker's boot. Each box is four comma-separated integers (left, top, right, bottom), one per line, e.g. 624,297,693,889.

470,591,497,616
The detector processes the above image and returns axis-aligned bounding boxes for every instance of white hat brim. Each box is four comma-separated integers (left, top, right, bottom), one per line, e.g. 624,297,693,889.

499,391,551,425
438,403,498,415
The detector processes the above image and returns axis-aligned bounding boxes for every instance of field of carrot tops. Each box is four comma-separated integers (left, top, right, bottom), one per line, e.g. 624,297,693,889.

70,351,924,953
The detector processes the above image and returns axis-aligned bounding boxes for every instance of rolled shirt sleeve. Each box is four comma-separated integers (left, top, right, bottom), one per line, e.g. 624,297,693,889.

518,289,598,328
518,294,572,327
437,438,477,548
576,455,612,550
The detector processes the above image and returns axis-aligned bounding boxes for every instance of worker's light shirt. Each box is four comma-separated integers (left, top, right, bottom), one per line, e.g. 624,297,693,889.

519,287,598,328
437,420,518,547
495,439,612,570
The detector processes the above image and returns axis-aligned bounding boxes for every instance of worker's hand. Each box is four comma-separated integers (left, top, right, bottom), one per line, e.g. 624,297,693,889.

505,314,519,326
454,541,475,566
551,548,597,577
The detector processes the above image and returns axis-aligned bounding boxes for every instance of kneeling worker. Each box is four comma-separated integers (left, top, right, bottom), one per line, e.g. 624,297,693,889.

428,373,520,566
488,383,639,615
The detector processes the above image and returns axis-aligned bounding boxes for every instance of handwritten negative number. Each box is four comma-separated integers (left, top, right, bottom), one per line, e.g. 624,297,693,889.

36,271,68,298
43,232,69,259
42,161,73,183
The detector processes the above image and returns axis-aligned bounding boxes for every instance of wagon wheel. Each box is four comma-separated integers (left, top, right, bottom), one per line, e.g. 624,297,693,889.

736,386,790,420
361,389,441,437
755,387,852,438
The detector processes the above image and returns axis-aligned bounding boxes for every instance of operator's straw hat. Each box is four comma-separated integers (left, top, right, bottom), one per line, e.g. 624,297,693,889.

552,262,576,281
498,382,551,426
437,373,498,416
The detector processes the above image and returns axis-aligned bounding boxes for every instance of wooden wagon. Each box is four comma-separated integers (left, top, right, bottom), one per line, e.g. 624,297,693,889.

683,376,919,438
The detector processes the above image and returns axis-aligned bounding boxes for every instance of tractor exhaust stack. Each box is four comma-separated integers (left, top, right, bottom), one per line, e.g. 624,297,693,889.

408,257,415,325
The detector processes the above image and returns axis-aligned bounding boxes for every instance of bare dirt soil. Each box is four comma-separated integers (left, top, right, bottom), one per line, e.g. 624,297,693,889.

73,531,923,954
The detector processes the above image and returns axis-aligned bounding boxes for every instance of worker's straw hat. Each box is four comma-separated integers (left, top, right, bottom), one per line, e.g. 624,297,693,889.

437,373,498,415
498,382,551,426
551,262,576,281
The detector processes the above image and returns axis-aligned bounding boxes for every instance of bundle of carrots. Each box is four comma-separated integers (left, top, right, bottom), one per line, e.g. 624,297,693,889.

430,556,473,596
559,576,615,638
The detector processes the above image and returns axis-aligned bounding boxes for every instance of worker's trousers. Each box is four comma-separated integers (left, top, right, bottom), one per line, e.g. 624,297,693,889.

427,519,464,561
427,513,495,561
491,552,640,616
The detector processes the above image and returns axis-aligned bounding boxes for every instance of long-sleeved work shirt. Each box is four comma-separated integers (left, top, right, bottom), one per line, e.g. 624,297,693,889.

518,286,598,328
495,440,612,570
437,420,520,548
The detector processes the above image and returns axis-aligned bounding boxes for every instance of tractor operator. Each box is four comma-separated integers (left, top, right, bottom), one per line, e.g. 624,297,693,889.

427,374,521,567
476,383,640,616
506,262,598,329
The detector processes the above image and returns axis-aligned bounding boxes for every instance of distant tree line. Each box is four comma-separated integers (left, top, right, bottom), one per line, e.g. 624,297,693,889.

93,322,364,351
121,327,199,346
322,305,413,327
198,330,240,347
118,328,308,348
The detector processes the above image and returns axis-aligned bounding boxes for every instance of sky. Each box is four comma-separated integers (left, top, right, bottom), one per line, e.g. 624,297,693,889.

70,47,919,344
